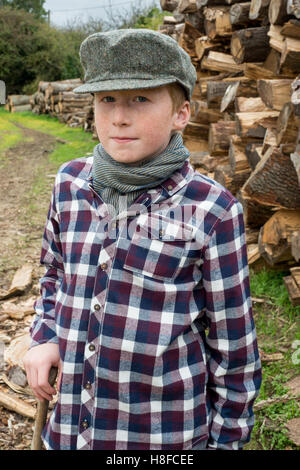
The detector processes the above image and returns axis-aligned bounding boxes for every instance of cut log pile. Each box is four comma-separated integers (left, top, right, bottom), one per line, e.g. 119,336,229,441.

5,79,96,137
160,0,300,304
30,79,95,135
5,95,32,113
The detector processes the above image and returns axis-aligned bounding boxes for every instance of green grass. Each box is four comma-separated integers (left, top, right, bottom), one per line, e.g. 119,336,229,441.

0,107,96,165
246,268,300,450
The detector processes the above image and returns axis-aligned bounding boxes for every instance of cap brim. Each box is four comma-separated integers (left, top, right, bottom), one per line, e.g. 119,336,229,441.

73,77,177,94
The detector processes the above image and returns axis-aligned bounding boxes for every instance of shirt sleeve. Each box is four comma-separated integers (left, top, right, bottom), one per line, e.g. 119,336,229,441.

201,199,262,450
29,177,64,348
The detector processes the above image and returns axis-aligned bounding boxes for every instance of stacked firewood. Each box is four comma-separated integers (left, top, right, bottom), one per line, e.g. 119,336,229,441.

30,79,95,133
5,95,32,112
160,0,300,304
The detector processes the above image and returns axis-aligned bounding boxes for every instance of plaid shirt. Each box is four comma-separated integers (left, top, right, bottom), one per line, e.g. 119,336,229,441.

30,156,262,450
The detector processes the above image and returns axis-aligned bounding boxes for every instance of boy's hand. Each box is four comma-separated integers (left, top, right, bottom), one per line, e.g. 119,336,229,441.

23,343,61,403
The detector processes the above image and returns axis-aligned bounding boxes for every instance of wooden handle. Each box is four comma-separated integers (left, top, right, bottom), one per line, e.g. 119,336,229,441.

31,367,58,450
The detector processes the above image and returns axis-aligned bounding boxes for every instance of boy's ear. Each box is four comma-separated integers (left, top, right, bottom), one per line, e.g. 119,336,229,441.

172,101,190,132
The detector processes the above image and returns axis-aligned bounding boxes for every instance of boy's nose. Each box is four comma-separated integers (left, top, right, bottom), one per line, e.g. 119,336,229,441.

112,104,130,126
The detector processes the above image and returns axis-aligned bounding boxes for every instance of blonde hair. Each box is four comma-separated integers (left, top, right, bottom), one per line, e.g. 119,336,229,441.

165,82,188,114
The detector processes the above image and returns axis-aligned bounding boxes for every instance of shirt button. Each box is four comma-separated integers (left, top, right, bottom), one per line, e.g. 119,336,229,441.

94,304,100,311
100,263,108,270
168,185,173,190
81,419,89,429
85,381,92,390
89,344,95,351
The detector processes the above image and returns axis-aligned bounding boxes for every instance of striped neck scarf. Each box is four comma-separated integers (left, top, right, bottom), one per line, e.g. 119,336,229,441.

92,132,189,216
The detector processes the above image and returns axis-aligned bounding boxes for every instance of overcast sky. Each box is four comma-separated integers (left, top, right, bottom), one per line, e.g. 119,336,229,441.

44,0,161,27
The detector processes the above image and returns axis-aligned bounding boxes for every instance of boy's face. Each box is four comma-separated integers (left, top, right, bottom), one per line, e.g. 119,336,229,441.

94,86,190,166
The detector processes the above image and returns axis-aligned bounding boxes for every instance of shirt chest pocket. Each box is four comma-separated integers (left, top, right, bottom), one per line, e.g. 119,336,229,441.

123,213,195,281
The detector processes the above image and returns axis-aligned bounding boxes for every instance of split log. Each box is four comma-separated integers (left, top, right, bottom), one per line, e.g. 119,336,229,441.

235,110,280,137
195,36,222,60
283,275,300,305
220,81,240,112
202,50,245,72
178,21,202,57
269,0,292,24
281,19,300,38
286,0,300,18
190,100,223,123
238,188,281,227
276,102,299,144
257,78,293,109
184,121,210,140
249,0,271,20
291,75,300,115
268,24,285,52
208,120,236,155
241,146,300,209
244,62,283,79
258,209,300,264
235,96,268,112
203,6,232,39
291,230,300,260
291,150,300,184
206,81,237,106
184,11,205,31
231,26,270,63
263,48,282,73
230,2,252,24
228,137,253,187
245,142,264,169
178,0,198,13
199,0,254,5
280,37,300,72
160,0,179,11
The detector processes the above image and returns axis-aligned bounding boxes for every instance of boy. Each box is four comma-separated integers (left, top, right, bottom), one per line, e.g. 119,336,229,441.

24,29,262,451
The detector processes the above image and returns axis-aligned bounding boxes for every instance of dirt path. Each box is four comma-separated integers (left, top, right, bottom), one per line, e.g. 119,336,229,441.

0,122,58,290
0,122,59,449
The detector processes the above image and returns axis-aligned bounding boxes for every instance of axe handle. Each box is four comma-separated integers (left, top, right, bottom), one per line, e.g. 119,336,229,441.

31,366,58,450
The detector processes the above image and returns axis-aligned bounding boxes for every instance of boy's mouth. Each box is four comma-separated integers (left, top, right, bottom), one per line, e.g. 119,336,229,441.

112,137,137,143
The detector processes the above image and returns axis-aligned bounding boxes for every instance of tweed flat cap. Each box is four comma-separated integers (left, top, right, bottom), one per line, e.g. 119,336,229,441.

73,29,197,101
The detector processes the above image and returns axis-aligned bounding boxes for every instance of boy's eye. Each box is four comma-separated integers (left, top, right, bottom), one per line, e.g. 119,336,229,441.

102,96,115,102
135,96,148,102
